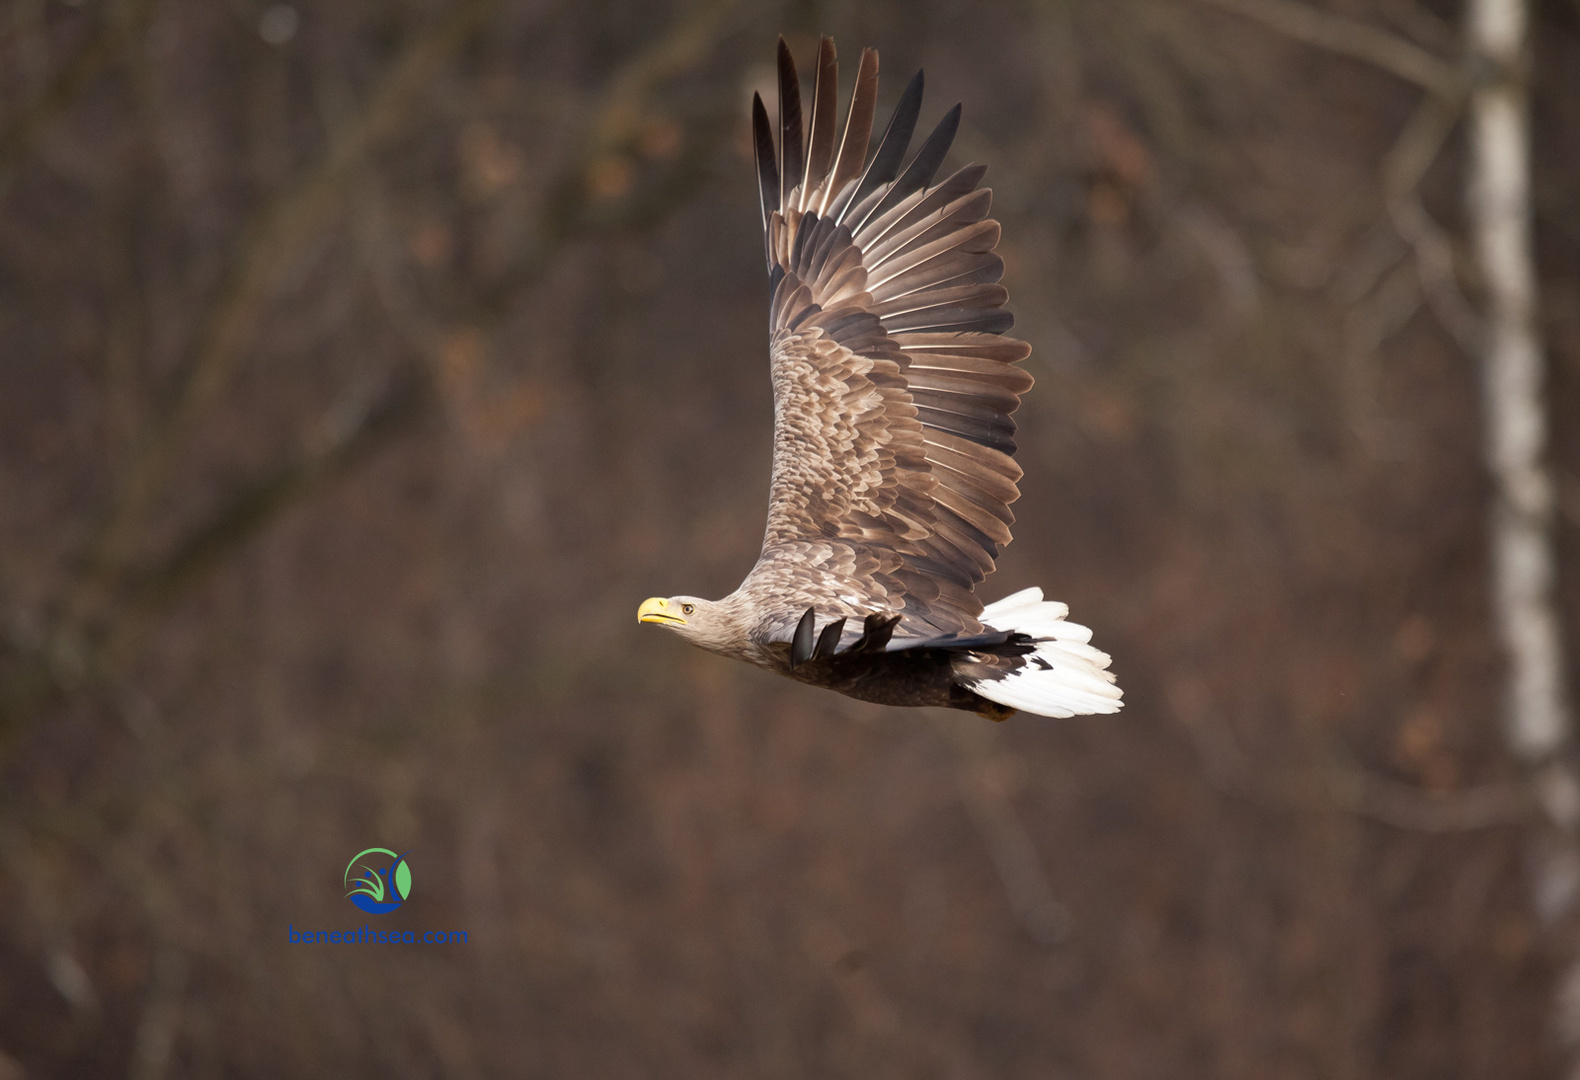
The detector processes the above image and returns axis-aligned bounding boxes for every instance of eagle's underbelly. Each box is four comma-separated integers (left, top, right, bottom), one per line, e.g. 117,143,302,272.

766,647,990,712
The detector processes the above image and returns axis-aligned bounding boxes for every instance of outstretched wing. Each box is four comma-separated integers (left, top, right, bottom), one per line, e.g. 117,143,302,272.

743,37,1033,642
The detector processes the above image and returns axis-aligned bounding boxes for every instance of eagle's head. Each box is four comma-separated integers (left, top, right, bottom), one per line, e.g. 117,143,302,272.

636,595,697,628
637,595,737,653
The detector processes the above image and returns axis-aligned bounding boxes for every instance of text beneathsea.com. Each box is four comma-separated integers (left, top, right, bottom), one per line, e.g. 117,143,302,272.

288,925,467,944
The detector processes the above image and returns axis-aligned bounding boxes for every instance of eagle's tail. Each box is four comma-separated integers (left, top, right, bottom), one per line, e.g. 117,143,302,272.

962,588,1123,718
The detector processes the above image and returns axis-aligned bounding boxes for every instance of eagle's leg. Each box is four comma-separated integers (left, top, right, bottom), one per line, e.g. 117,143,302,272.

948,682,1017,721
975,701,1017,722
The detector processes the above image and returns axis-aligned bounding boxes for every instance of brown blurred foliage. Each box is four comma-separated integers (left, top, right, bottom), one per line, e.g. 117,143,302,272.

2,0,1579,1076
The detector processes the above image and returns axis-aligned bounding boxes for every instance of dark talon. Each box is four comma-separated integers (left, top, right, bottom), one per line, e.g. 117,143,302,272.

814,617,846,660
790,607,817,668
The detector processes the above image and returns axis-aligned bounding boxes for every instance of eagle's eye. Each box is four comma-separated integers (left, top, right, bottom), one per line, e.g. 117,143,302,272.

682,603,696,615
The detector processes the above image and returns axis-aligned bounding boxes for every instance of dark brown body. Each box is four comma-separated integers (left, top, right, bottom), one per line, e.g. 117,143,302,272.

779,646,1016,719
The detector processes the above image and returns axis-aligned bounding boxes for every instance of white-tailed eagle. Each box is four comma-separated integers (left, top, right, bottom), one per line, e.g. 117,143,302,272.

638,37,1121,721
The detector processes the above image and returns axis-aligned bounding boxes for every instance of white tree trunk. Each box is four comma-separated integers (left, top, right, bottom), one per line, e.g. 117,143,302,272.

1466,0,1580,1067
1466,0,1569,768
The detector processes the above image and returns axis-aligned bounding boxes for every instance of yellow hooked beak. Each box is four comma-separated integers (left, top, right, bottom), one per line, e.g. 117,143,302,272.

638,597,686,625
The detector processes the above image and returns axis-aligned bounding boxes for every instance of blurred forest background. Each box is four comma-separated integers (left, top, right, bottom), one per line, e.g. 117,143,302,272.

2,0,1579,1076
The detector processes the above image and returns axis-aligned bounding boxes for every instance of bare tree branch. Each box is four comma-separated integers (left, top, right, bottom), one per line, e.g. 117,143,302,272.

938,718,1070,945
1170,681,1534,831
67,0,498,620
1201,0,1463,98
1325,763,1532,832
0,1,499,750
119,373,429,620
1256,8,1480,444
0,0,162,188
1381,91,1464,201
1,0,742,751
479,0,739,316
1373,90,1485,351
1389,194,1482,350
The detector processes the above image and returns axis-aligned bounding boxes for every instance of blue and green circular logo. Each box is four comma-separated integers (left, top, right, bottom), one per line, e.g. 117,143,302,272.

344,848,412,914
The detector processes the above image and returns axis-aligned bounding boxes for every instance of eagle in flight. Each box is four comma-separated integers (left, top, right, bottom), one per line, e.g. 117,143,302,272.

638,37,1121,721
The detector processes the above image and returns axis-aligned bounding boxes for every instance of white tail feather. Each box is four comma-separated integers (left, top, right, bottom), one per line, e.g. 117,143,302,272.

967,588,1123,718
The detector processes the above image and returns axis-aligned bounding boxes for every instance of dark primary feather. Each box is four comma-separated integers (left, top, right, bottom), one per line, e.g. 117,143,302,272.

790,607,816,669
750,93,778,270
849,103,961,235
834,69,925,226
814,617,846,659
776,39,804,214
821,48,880,215
850,613,901,652
801,37,839,209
